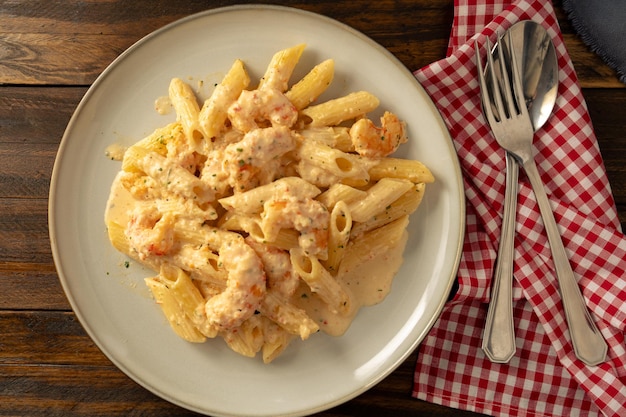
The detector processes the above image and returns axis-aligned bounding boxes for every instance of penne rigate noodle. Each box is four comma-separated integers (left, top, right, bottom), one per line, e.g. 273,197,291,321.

351,183,426,235
340,216,409,275
130,122,183,157
265,228,301,251
322,201,352,273
290,248,351,315
348,177,414,223
316,183,367,209
260,318,295,364
298,126,353,152
257,43,306,92
198,59,250,140
368,157,435,184
219,176,321,214
259,291,319,339
169,77,203,143
300,91,380,127
106,220,131,254
167,245,227,288
158,264,218,338
145,274,207,343
221,315,265,357
286,58,334,110
219,212,300,250
296,140,371,187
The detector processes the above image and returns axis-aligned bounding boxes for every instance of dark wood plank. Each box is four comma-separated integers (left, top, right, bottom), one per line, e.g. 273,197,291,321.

3,0,621,88
0,310,481,416
0,311,105,365
0,364,205,417
0,146,56,198
0,0,453,85
0,198,51,263
0,86,85,145
585,88,626,228
0,262,67,310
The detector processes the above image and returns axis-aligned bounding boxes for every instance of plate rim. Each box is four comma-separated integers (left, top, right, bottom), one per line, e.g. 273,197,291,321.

48,4,465,416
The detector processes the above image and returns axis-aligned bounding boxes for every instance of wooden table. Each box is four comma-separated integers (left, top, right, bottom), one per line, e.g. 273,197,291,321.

1,1,623,416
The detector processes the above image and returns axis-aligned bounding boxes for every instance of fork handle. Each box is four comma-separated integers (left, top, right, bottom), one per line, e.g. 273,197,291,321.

523,159,608,366
482,152,518,363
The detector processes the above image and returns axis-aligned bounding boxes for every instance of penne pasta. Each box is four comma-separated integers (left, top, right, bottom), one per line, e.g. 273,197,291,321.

340,216,410,275
198,59,250,140
169,77,203,144
348,177,414,223
298,126,353,152
257,43,306,92
219,212,300,250
296,140,372,187
145,272,207,343
300,91,380,127
316,183,367,209
260,318,295,364
351,182,426,235
221,315,264,357
104,44,433,363
322,201,352,273
259,291,319,339
130,122,183,157
285,58,334,110
290,248,351,315
218,176,321,214
106,220,131,254
368,157,435,184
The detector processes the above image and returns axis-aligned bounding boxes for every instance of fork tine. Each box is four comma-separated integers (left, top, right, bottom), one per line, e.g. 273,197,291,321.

485,37,506,123
507,30,529,118
497,33,517,119
475,38,497,126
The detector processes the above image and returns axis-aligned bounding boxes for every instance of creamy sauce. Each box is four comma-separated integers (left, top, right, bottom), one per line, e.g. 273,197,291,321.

154,95,172,115
105,173,131,225
291,231,408,336
104,143,127,161
105,173,154,227
107,171,409,338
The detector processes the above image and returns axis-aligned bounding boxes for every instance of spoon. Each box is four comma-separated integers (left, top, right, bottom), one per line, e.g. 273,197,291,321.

482,20,558,363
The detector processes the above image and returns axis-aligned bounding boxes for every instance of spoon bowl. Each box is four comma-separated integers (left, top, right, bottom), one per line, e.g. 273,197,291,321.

501,21,558,129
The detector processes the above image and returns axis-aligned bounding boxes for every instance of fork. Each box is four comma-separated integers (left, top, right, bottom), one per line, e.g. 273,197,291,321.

476,33,608,366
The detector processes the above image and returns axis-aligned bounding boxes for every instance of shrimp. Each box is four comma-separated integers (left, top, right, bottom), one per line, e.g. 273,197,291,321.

125,207,175,260
262,195,329,259
227,87,298,133
203,234,267,330
224,125,297,192
246,238,300,297
349,111,407,158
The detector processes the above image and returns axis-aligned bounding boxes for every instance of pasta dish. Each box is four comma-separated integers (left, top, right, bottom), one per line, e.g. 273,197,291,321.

104,44,434,363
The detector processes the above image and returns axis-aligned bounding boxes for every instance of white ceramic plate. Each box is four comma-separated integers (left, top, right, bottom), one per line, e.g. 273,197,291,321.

49,5,464,417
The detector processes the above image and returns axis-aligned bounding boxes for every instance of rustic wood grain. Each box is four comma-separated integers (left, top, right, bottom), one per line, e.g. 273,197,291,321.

0,1,624,416
0,314,480,417
2,0,620,87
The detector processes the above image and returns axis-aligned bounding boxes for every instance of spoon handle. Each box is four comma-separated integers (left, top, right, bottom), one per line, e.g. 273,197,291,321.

482,152,518,363
522,158,608,366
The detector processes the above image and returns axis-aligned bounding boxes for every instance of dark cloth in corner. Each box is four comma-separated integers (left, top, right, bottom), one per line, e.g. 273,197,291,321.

563,0,626,83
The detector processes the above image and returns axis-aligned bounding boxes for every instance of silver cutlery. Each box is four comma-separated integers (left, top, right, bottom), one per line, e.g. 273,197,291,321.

481,21,558,364
476,32,608,366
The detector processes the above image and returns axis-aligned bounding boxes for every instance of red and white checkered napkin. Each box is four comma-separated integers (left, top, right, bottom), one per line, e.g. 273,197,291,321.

411,1,626,416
